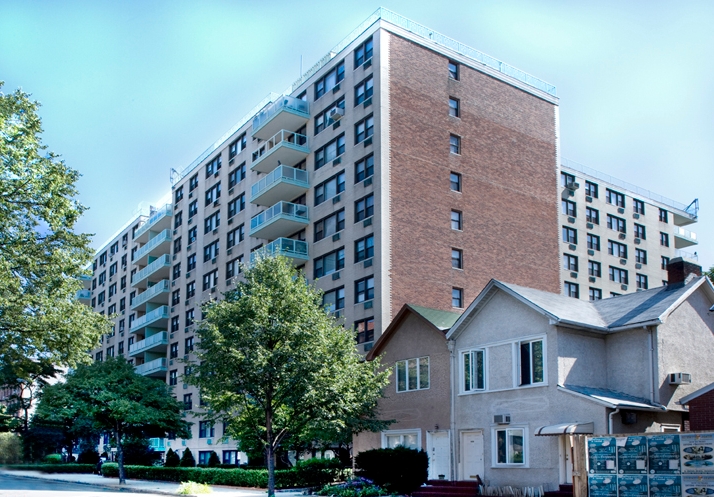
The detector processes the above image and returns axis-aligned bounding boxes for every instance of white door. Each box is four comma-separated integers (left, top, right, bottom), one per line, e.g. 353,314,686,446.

460,431,484,481
559,436,573,484
427,431,451,480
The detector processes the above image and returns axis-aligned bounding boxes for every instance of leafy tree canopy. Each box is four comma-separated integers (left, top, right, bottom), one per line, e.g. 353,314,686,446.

0,82,110,370
187,256,390,496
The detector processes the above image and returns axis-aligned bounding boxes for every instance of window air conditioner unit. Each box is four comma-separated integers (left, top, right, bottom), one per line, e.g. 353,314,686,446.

619,233,627,240
566,182,580,191
329,107,345,121
494,414,511,425
669,373,692,385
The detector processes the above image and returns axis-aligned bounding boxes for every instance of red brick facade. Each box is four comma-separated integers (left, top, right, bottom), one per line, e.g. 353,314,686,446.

689,389,714,431
388,34,561,316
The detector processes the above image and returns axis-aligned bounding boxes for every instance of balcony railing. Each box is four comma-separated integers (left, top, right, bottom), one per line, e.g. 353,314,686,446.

129,332,169,355
135,358,168,377
135,204,172,241
132,229,172,263
131,280,170,310
250,165,309,205
250,201,308,239
251,130,310,174
250,238,309,264
130,306,170,333
252,96,309,139
76,289,91,300
131,255,171,286
674,227,698,249
675,249,698,261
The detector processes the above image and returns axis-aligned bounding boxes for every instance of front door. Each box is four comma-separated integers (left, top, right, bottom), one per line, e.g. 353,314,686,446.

427,430,451,480
460,431,484,481
560,435,573,484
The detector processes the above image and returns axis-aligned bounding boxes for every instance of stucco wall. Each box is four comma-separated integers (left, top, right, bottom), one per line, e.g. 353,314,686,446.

604,328,651,399
557,329,607,388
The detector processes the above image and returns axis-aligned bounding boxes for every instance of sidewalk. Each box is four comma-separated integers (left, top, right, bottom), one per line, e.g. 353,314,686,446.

0,469,307,496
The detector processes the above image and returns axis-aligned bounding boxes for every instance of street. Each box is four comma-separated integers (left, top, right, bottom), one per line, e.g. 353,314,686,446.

0,473,166,497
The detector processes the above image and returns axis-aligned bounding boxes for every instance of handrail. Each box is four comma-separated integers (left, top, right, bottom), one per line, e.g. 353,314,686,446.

250,238,308,263
131,255,171,286
250,202,308,231
131,280,170,308
135,358,167,375
130,305,169,332
674,227,697,241
132,229,172,263
252,129,308,163
252,97,309,133
135,204,172,239
129,332,168,353
251,165,309,199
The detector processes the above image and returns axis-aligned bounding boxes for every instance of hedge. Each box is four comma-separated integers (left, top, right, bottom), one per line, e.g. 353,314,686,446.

100,459,348,488
2,464,95,474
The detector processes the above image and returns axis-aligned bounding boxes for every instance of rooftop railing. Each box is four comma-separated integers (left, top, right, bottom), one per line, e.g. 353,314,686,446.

252,97,309,135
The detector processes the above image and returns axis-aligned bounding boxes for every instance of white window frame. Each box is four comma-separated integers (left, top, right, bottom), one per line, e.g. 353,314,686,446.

516,337,546,387
396,357,430,393
381,429,421,450
460,349,487,394
492,426,528,467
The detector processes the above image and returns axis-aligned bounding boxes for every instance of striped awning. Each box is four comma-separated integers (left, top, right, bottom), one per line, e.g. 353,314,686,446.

535,422,594,436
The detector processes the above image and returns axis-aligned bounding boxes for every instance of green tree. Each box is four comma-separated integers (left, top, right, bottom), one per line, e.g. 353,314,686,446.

207,450,221,467
705,265,713,281
34,357,190,483
0,358,59,433
0,82,110,371
180,448,196,467
164,448,180,467
186,256,390,496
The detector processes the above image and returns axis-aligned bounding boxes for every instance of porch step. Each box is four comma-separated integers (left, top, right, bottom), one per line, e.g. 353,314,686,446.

414,480,481,497
543,486,573,497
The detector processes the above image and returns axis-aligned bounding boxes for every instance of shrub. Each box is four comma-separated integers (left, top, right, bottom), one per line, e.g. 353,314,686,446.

293,458,348,488
318,477,388,497
355,447,428,495
0,433,22,464
207,451,221,468
165,448,180,468
180,448,196,468
77,449,100,465
178,481,213,494
43,454,63,464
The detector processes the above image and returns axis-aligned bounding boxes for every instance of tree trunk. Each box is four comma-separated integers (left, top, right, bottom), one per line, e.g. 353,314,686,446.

115,427,125,484
266,407,275,497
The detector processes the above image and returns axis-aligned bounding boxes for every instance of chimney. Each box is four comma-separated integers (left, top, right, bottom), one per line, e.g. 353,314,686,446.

666,257,702,285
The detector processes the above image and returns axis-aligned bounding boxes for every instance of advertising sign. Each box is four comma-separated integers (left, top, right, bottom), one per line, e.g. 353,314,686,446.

648,475,682,497
649,435,681,475
618,436,649,474
681,474,714,496
589,475,618,497
681,434,714,474
590,437,618,474
618,475,649,497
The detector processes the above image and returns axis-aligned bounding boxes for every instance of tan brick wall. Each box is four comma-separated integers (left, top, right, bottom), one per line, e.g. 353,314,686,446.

388,34,561,316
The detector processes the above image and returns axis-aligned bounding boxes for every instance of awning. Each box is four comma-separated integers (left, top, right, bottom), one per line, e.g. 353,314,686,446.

535,422,594,436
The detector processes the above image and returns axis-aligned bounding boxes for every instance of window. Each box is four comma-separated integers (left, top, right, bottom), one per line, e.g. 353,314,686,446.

183,393,192,411
121,254,127,267
661,256,670,270
120,276,126,290
462,349,485,392
119,298,125,311
609,266,629,284
561,172,575,187
172,289,180,306
519,339,544,385
199,421,215,439
188,227,197,244
205,155,221,178
495,427,525,465
314,210,345,242
170,342,179,359
315,98,345,134
355,194,374,221
355,276,374,303
355,317,374,344
229,134,247,161
452,287,464,308
203,240,219,262
226,256,243,280
396,357,429,392
323,287,345,313
185,336,194,352
106,346,114,358
607,214,626,233
174,186,184,203
636,274,648,290
315,60,345,99
117,341,124,355
315,134,346,169
98,271,106,286
587,234,601,251
384,430,420,449
315,171,345,205
563,254,578,272
228,162,246,188
452,248,463,269
588,261,602,278
449,134,461,154
171,316,180,333
355,115,374,144
451,210,463,231
589,288,602,301
355,154,374,182
109,262,117,277
314,248,345,278
227,225,245,248
172,263,181,280
633,199,645,215
448,60,459,80
659,208,668,223
355,76,373,105
448,97,460,117
450,172,462,192
188,200,198,219
636,248,647,264
562,226,577,244
204,211,220,234
189,174,198,192
608,240,627,258
186,281,196,299
109,283,117,298
95,351,103,362
564,282,579,298
634,223,646,240
354,37,373,67
586,207,599,224
99,252,108,265
660,232,669,247
169,370,177,386
173,237,182,254
205,182,221,206
562,200,576,217
606,189,625,207
186,308,195,326
187,253,196,271
223,450,239,465
228,194,245,218
585,180,598,198
355,235,374,263
202,270,218,290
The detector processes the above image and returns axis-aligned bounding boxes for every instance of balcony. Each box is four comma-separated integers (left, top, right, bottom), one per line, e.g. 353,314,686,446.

76,289,91,301
251,130,310,174
250,238,309,265
674,227,698,249
135,204,173,243
129,332,169,356
252,95,309,140
148,438,166,452
132,229,172,265
130,305,170,334
251,165,309,206
131,280,170,311
250,201,308,241
131,255,171,288
135,358,168,378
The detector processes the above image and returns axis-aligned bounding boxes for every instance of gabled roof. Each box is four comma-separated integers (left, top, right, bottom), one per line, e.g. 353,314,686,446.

559,384,667,411
366,304,461,360
446,277,714,339
678,382,714,405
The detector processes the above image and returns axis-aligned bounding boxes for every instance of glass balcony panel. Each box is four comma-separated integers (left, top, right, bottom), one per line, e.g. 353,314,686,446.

129,332,169,356
76,289,91,300
251,130,310,174
250,165,309,206
250,238,309,265
135,204,173,243
674,227,698,248
249,202,309,241
131,255,172,288
131,280,171,310
132,229,172,265
135,358,168,377
252,95,309,140
130,305,170,334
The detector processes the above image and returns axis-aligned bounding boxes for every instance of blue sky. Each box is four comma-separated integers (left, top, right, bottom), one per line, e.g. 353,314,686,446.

1,1,712,269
